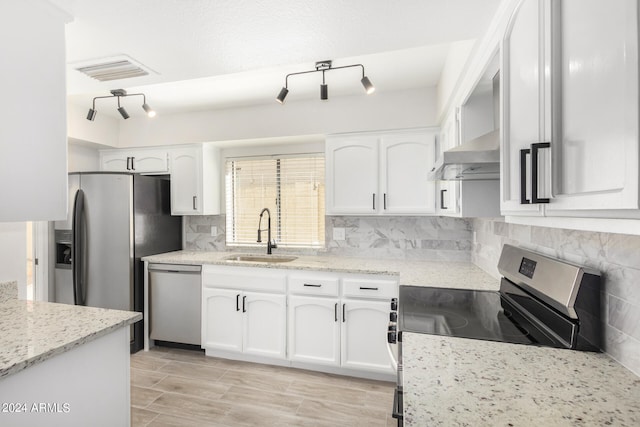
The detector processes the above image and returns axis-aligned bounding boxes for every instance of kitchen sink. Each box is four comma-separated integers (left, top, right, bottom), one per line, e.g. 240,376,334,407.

223,254,298,263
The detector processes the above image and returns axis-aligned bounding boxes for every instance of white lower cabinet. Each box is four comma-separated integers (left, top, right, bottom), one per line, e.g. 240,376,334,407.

287,272,397,376
288,295,340,366
201,266,287,361
242,292,286,359
202,288,242,352
201,265,396,378
341,299,394,373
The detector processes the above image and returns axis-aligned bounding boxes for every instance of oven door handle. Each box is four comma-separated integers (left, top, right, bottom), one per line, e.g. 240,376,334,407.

392,387,403,421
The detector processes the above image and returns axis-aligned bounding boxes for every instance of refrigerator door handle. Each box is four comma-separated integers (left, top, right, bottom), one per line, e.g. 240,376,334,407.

72,189,86,306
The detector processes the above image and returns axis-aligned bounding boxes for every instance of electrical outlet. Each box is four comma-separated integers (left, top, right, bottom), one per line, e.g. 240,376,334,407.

211,226,218,236
333,227,346,241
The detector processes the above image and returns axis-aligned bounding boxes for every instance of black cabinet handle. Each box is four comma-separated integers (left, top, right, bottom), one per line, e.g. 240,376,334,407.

303,283,322,287
342,303,346,323
131,156,135,171
334,303,338,322
126,157,132,171
519,148,530,204
193,196,198,210
383,193,387,210
236,294,240,311
531,142,550,204
242,295,247,313
372,193,376,210
440,189,448,210
359,287,379,291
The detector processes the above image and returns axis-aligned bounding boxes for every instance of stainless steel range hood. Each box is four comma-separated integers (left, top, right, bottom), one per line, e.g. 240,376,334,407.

429,129,500,181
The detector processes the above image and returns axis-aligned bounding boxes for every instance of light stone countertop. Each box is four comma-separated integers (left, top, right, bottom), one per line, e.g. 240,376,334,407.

0,281,17,302
143,250,500,290
403,332,640,426
0,282,141,380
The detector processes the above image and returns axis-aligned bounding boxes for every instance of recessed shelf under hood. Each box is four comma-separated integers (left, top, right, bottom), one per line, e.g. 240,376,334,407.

429,129,500,181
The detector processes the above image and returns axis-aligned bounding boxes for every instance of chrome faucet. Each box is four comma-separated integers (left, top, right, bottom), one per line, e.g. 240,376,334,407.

257,208,277,254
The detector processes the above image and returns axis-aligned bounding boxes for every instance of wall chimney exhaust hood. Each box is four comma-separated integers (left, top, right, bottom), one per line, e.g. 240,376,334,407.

428,129,500,181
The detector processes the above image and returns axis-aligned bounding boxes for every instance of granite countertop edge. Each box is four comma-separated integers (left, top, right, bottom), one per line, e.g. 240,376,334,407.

0,298,141,380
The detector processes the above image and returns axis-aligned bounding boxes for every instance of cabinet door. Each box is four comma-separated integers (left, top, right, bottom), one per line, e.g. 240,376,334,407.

0,2,68,221
501,0,548,216
547,0,639,214
326,136,379,214
202,288,242,352
340,299,394,373
130,151,169,173
437,115,460,215
243,292,286,359
101,150,169,173
171,147,202,215
288,296,340,366
101,153,130,172
380,132,436,214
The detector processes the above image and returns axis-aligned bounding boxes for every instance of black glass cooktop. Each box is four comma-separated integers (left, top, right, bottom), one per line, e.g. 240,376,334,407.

399,285,559,347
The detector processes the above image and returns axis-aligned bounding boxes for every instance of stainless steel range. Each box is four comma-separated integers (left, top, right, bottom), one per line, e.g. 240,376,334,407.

388,244,602,426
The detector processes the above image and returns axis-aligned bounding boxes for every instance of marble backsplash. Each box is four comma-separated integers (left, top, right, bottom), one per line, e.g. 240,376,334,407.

184,215,473,261
472,217,640,377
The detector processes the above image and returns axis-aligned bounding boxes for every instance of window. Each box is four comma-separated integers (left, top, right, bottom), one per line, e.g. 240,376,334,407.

225,155,325,248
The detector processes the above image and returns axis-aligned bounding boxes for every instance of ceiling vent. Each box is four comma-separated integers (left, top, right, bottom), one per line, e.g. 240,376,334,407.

73,55,154,82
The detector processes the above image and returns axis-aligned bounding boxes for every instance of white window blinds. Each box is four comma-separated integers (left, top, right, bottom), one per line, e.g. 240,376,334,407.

225,155,325,248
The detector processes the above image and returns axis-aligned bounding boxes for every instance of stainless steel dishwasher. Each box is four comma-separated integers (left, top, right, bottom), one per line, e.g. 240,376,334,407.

149,263,202,346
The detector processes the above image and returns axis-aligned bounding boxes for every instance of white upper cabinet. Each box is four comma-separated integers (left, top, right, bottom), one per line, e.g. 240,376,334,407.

326,135,379,214
0,1,69,222
170,144,220,216
546,0,639,215
326,129,437,215
502,0,639,218
436,112,461,215
501,0,550,216
381,133,436,214
101,149,169,174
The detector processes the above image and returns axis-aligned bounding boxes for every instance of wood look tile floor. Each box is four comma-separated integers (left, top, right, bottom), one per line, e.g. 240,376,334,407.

131,346,397,427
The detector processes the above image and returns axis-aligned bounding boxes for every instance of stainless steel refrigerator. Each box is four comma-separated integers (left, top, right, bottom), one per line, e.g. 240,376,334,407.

53,172,182,352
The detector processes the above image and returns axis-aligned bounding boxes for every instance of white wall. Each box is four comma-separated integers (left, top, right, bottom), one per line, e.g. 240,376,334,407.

68,139,103,172
67,103,120,148
436,39,476,119
0,223,27,298
116,87,437,147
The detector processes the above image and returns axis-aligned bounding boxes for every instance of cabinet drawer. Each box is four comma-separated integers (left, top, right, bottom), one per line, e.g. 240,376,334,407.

202,265,286,293
289,275,339,296
342,278,398,300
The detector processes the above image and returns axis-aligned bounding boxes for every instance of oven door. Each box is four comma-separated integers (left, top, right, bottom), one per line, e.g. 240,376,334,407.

388,302,402,426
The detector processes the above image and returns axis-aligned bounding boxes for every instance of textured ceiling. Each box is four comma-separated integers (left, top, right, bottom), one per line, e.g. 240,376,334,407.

50,0,502,116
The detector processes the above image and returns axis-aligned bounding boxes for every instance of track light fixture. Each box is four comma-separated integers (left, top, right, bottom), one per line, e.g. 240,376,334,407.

276,60,375,104
86,89,156,121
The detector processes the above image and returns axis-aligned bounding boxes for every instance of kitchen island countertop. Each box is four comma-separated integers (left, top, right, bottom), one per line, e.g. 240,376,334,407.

0,281,141,379
143,250,499,290
403,332,640,426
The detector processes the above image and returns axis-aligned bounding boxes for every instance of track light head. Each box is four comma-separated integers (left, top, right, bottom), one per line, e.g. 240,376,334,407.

320,84,328,101
86,108,97,121
142,103,156,118
118,106,130,119
361,76,375,94
276,87,289,104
